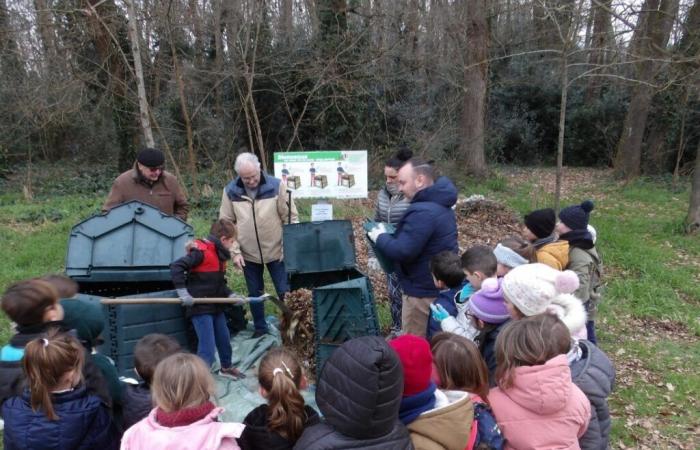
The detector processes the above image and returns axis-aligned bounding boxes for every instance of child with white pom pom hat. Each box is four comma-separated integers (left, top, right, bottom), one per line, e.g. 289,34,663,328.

501,263,615,450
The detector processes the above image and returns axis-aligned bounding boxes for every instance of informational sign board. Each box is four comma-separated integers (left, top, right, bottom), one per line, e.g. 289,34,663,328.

273,151,368,199
311,203,333,222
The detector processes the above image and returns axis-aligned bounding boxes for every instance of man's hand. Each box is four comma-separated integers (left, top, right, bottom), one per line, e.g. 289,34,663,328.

367,257,381,272
429,303,449,322
367,223,387,243
233,254,246,269
177,288,194,307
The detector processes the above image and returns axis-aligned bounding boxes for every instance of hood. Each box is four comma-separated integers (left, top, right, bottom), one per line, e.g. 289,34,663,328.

226,172,276,199
539,240,569,265
503,354,573,415
412,176,458,208
546,293,587,337
61,299,105,347
407,390,473,448
316,336,404,440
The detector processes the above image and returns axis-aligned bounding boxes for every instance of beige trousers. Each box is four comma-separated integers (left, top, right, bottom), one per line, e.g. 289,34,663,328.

401,294,436,337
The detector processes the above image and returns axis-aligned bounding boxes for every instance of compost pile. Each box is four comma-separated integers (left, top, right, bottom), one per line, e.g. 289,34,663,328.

282,194,522,377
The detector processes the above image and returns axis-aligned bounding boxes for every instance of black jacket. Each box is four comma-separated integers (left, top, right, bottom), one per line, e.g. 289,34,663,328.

294,336,413,450
170,236,233,316
0,322,112,412
2,384,119,450
122,382,153,430
477,320,509,387
239,404,320,450
571,340,615,450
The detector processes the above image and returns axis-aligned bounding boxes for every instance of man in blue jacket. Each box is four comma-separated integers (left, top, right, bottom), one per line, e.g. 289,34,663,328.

369,158,458,337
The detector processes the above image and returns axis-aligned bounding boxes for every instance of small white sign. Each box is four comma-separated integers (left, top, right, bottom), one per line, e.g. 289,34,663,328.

311,203,333,222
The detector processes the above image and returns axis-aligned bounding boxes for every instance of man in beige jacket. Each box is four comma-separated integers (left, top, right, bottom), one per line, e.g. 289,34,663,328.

219,152,298,337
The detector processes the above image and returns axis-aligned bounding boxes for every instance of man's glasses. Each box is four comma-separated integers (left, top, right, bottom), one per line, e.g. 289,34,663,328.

145,166,164,173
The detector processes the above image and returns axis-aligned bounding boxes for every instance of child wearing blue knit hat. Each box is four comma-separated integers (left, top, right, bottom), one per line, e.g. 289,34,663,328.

556,200,603,344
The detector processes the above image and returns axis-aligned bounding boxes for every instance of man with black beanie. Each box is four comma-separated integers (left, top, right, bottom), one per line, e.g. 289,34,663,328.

103,148,189,220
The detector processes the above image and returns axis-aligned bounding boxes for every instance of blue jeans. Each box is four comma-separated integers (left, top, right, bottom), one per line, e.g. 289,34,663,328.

191,312,232,368
243,259,289,332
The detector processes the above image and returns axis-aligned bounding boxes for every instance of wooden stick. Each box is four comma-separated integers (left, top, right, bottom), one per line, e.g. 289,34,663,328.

100,297,266,305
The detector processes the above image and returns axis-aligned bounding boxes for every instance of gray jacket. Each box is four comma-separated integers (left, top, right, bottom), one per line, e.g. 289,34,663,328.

375,187,410,225
571,340,615,450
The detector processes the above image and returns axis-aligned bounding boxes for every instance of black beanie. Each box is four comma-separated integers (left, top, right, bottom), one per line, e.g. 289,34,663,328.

524,208,556,239
136,148,165,167
559,200,594,231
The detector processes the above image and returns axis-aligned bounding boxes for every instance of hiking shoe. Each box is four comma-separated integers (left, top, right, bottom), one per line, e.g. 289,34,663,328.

220,366,245,379
250,330,269,339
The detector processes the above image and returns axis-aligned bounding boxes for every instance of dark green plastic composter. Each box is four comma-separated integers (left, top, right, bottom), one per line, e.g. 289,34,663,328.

283,220,380,374
65,201,194,376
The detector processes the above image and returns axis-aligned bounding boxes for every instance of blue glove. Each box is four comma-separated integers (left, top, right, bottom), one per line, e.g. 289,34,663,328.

177,288,194,307
459,283,475,302
430,303,449,322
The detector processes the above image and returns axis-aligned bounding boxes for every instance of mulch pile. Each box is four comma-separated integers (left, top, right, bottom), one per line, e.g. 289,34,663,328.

282,194,522,377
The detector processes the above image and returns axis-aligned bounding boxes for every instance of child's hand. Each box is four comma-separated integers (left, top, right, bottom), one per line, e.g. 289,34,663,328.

430,303,449,322
177,288,194,306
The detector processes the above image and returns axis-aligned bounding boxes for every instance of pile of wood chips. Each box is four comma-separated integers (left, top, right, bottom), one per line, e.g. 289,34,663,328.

282,195,522,378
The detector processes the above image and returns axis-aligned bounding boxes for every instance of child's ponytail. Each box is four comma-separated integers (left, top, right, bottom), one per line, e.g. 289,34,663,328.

22,329,84,420
258,348,307,441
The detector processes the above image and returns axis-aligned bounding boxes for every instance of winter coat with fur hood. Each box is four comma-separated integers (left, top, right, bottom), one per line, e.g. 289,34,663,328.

489,354,591,450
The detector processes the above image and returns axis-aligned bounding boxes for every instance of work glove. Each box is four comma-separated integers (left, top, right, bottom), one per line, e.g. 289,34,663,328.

367,257,381,272
367,223,387,243
177,288,194,307
429,303,450,322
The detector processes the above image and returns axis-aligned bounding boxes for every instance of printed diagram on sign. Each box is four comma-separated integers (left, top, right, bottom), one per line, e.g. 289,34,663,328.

310,162,328,188
337,162,355,188
273,151,368,199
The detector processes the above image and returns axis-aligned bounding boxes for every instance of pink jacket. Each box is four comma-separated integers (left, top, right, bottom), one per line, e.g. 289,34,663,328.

489,354,591,450
121,407,245,450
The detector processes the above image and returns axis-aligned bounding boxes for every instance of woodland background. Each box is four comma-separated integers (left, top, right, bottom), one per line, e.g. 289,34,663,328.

0,0,699,225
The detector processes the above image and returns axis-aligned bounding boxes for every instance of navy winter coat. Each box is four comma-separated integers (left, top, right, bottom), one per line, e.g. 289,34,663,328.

375,177,459,297
122,382,153,431
2,385,119,450
426,283,464,339
571,339,615,450
294,336,413,449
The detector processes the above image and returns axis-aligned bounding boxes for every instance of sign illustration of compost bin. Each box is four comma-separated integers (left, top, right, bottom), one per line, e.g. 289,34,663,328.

273,151,368,199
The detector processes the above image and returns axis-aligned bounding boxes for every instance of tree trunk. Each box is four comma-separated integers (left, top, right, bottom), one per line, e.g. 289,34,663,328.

459,0,489,177
686,140,700,233
555,54,568,214
280,0,293,44
171,37,199,198
125,0,155,148
585,0,612,103
613,0,678,179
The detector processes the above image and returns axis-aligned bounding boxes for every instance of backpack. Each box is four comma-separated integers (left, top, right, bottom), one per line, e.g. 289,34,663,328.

466,398,505,450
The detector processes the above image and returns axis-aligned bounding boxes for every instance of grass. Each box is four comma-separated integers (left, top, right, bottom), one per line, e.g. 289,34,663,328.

1,162,699,448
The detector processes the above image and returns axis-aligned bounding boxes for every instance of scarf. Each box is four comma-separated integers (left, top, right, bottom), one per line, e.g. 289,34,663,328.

559,230,594,250
532,234,557,249
156,401,216,428
399,383,437,425
207,235,232,261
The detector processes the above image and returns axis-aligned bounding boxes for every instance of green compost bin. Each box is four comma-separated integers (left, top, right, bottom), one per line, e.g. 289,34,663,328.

312,270,380,374
65,201,194,377
66,200,193,283
283,220,357,290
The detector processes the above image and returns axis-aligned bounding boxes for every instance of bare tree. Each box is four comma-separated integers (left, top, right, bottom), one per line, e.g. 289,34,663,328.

125,0,155,147
459,0,489,177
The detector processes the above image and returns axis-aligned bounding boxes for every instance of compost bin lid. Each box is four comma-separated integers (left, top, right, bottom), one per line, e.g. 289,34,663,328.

65,201,194,283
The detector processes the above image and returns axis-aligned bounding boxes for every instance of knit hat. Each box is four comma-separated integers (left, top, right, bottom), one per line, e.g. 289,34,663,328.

136,148,165,167
524,208,556,239
502,263,580,317
61,298,105,347
494,244,529,269
389,335,432,396
468,277,510,324
559,200,594,231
